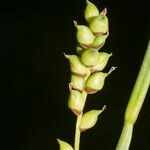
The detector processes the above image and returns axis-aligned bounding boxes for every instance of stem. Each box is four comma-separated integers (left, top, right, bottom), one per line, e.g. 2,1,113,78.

116,123,133,150
74,91,87,150
116,40,150,150
74,113,82,150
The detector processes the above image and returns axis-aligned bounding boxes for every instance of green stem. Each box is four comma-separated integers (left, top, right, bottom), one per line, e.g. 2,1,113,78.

116,40,150,150
74,113,82,150
74,91,87,150
116,123,133,150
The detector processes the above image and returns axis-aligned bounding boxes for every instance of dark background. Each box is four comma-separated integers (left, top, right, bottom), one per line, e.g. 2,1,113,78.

0,0,150,149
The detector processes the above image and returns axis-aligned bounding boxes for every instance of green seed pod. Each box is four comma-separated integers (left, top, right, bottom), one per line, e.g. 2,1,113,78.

64,53,90,77
92,33,108,49
84,72,107,94
84,0,99,23
71,75,85,91
57,139,73,150
90,52,112,73
80,105,106,132
68,90,84,115
81,49,100,67
89,15,109,34
75,22,94,47
76,44,85,55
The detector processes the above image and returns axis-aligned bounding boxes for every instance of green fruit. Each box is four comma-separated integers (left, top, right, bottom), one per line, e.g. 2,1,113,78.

64,53,90,77
92,34,108,48
89,15,109,34
84,72,107,94
76,24,94,47
90,52,112,72
71,75,85,91
57,139,73,150
68,90,84,115
81,49,100,67
84,0,99,23
80,106,106,131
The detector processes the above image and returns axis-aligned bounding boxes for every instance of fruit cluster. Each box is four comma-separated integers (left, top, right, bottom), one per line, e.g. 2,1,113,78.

66,0,114,116
58,1,116,149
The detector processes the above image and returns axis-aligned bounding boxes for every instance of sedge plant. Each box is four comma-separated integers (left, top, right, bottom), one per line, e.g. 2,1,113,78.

57,1,150,150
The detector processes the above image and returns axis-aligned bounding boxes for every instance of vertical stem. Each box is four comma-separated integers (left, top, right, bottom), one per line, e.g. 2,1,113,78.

74,91,87,150
116,123,133,150
74,113,83,150
116,40,150,150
